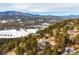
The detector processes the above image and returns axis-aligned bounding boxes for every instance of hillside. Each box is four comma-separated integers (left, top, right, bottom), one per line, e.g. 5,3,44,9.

0,11,79,21
1,19,79,55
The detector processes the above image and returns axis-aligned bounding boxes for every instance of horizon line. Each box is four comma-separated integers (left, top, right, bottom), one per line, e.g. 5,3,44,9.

0,10,79,16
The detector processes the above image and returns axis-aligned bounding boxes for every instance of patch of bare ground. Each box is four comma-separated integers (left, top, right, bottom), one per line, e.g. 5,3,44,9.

5,48,16,55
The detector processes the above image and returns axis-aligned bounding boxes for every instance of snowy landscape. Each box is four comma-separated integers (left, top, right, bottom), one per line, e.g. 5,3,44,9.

0,28,39,38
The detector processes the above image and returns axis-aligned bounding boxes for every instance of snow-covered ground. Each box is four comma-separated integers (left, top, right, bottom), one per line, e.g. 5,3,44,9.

0,23,50,38
0,28,38,38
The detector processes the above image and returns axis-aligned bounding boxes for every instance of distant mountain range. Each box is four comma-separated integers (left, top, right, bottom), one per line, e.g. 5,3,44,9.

0,11,79,20
0,11,40,16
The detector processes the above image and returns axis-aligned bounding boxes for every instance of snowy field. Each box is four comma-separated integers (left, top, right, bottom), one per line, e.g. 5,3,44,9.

0,28,38,38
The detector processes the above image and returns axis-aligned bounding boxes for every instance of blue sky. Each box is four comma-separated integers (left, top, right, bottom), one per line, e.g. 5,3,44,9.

0,3,79,16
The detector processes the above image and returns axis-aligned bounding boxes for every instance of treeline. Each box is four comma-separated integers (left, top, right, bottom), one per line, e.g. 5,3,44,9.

0,39,21,54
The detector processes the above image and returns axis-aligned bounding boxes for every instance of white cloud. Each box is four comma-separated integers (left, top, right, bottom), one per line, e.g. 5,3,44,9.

0,3,79,15
0,3,78,12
